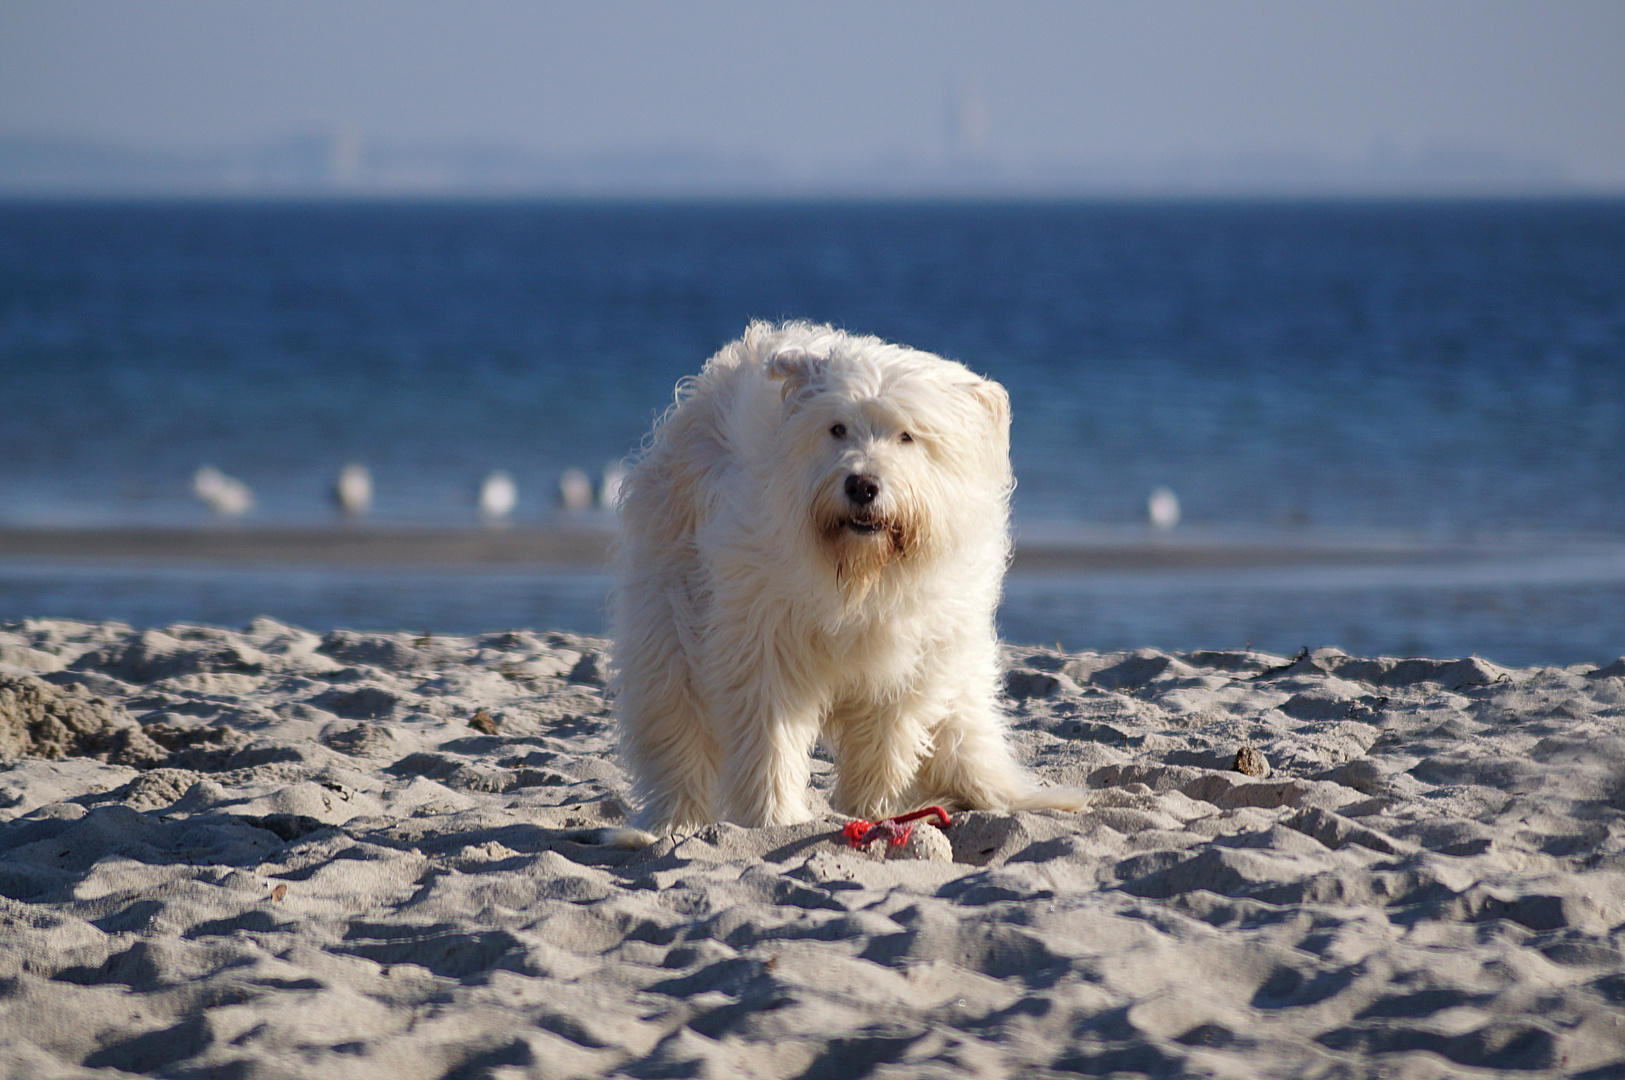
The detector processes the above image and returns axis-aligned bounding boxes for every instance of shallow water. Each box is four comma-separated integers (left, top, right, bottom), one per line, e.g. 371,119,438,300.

3,552,1624,668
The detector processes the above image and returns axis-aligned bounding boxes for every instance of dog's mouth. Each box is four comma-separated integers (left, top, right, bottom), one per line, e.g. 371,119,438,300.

844,515,885,535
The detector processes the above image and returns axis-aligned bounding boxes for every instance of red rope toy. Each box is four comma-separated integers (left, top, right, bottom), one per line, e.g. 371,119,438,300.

842,806,952,850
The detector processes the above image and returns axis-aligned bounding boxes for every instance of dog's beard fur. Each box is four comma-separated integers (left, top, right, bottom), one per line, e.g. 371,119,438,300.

813,486,928,604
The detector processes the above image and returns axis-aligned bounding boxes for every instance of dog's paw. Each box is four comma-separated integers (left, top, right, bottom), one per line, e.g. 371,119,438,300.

575,826,661,849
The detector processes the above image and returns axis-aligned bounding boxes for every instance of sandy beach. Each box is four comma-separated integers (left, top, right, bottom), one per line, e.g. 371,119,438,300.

2,617,1623,1078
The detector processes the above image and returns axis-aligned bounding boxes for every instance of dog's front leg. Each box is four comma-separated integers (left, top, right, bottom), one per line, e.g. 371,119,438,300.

706,630,823,827
717,710,820,826
827,694,933,820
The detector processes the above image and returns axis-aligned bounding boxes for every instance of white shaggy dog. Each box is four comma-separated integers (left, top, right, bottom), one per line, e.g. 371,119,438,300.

613,322,1084,831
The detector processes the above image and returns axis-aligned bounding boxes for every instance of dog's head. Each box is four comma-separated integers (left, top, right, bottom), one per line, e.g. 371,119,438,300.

763,330,1012,596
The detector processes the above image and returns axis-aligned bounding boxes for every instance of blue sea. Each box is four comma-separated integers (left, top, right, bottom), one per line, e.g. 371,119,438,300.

2,200,1623,665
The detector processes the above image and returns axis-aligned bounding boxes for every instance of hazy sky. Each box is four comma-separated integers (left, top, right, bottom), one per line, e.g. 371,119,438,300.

4,0,1624,184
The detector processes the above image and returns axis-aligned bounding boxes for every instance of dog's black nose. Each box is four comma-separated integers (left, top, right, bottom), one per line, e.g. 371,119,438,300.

844,474,880,505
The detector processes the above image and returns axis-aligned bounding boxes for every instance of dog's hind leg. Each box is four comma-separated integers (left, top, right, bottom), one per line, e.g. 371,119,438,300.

616,587,720,832
622,689,718,832
916,698,1088,814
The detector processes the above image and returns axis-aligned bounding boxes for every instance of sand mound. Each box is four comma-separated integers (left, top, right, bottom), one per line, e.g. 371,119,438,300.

0,620,1622,1078
0,672,163,767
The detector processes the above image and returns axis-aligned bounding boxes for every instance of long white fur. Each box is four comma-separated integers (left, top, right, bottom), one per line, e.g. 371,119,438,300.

612,321,1086,831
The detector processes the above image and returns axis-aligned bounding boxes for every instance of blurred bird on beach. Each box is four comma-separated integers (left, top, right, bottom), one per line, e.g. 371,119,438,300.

478,470,517,522
334,463,374,517
1148,487,1180,530
192,466,253,517
557,468,594,511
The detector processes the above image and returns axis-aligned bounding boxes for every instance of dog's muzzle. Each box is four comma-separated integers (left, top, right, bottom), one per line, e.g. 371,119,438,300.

843,474,884,534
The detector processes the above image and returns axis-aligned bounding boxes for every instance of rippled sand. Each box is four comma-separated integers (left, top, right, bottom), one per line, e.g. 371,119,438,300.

2,619,1623,1078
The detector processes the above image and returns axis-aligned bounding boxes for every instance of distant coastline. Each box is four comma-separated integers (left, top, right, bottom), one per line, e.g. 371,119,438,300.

0,134,1597,201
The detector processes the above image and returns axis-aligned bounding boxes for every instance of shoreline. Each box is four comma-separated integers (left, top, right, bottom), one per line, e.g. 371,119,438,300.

4,528,1624,668
1,523,1612,574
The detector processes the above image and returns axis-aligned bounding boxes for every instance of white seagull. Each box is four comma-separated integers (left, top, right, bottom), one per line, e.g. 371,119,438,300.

1148,486,1181,530
557,468,594,511
479,471,518,520
193,466,253,517
335,463,374,517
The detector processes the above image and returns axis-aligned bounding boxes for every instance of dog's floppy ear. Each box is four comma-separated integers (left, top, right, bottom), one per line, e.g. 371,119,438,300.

963,376,1010,431
765,348,827,404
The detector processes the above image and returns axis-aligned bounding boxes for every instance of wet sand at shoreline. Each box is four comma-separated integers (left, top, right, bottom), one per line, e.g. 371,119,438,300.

1,524,1610,575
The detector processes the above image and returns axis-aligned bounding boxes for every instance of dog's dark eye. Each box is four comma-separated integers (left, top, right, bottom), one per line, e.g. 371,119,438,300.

830,424,846,438
900,432,913,443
